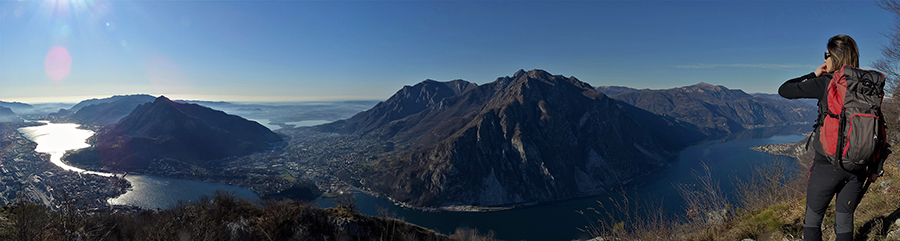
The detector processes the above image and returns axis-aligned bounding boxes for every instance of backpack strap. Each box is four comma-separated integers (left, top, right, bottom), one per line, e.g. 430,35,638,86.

833,113,846,171
825,67,846,171
872,113,889,177
806,78,830,151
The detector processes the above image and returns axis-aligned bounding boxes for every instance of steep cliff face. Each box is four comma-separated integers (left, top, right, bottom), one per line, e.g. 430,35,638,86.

341,70,695,207
598,83,817,137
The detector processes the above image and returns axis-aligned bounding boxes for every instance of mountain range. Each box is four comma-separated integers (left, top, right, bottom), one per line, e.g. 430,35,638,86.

0,101,33,115
66,96,282,171
8,69,815,209
597,83,817,137
326,69,702,207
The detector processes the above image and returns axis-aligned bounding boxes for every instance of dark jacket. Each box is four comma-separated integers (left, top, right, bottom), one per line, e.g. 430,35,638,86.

779,72,833,162
778,72,831,100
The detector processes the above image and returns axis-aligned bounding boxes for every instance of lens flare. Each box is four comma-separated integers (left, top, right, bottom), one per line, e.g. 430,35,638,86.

44,46,72,81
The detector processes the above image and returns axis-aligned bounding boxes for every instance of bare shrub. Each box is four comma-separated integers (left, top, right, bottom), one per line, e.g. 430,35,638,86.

449,227,497,241
334,192,357,211
578,181,680,240
876,0,900,144
675,161,731,228
734,157,804,210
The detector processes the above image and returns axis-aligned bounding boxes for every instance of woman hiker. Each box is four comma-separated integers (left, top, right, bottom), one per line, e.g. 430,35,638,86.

778,34,879,241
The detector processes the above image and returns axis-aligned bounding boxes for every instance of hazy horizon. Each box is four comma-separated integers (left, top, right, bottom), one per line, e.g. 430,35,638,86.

2,1,893,103
1,77,807,105
1,93,386,104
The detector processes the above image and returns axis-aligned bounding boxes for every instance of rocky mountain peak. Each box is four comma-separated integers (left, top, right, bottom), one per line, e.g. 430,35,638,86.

681,82,724,92
673,82,752,101
513,69,528,78
155,95,172,103
695,82,717,88
494,69,600,102
351,69,692,207
524,69,552,80
506,69,555,84
446,79,476,94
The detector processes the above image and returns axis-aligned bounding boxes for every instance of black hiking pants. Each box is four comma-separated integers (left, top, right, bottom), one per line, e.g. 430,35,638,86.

803,159,867,241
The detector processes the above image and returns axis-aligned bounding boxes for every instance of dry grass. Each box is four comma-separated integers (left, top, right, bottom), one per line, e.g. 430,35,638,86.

851,155,900,240
575,150,900,241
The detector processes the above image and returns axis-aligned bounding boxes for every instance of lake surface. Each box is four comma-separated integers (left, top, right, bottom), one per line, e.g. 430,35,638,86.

107,175,258,209
246,118,331,131
18,122,113,177
16,121,807,239
315,133,807,241
17,122,259,209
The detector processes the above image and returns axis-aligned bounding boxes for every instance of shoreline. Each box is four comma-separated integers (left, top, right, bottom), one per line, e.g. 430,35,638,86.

749,132,813,168
339,162,672,213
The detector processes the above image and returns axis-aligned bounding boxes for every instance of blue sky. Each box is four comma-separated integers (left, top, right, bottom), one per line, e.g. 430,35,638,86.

1,0,895,103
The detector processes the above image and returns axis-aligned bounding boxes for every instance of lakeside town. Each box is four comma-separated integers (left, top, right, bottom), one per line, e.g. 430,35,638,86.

0,122,129,211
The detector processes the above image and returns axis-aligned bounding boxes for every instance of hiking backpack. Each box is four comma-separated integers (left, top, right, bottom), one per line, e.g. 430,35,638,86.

818,65,889,173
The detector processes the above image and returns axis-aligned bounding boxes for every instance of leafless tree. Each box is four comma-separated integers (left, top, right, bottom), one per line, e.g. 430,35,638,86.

877,0,900,144
876,0,900,95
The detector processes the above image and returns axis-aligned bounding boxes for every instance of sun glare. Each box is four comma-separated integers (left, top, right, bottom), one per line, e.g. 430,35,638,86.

49,0,71,17
36,0,114,82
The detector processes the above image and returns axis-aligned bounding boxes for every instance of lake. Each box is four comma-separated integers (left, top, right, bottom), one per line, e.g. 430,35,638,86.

17,121,259,209
17,121,807,240
314,132,807,241
246,118,332,131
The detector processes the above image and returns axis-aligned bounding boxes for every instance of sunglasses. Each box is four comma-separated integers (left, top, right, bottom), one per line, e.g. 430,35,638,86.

825,52,832,60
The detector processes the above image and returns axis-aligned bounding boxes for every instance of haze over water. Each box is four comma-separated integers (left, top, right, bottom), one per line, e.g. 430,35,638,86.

18,121,113,177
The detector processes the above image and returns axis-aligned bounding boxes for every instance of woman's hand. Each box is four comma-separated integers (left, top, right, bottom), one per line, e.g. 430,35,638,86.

815,63,828,77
